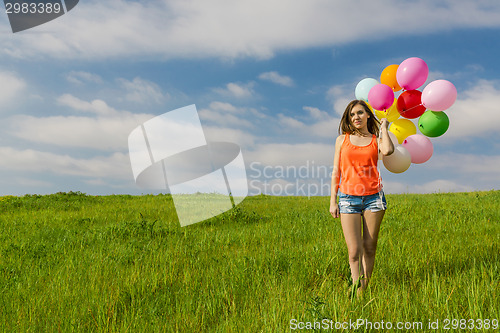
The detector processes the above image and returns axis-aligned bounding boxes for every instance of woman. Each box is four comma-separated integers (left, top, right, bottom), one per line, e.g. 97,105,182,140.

330,99,394,297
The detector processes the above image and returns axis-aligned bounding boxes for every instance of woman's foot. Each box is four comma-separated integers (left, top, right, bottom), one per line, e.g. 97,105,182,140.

347,279,362,299
356,285,365,298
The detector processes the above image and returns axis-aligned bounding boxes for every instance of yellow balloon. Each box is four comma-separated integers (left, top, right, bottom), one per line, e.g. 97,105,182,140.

374,98,400,122
389,119,416,144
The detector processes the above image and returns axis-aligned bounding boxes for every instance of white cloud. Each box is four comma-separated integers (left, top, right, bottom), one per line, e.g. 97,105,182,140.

214,82,255,99
413,179,474,193
0,71,25,105
13,177,53,188
0,147,132,180
199,109,252,128
441,79,500,140
277,113,304,129
327,84,353,116
3,0,500,60
258,71,294,87
427,152,500,181
380,179,474,194
207,101,238,113
199,102,255,128
57,94,121,117
186,103,260,148
8,114,150,151
203,126,257,148
277,107,341,138
118,77,166,104
303,106,330,120
379,180,412,194
9,94,153,151
246,143,334,167
66,71,103,85
381,151,500,193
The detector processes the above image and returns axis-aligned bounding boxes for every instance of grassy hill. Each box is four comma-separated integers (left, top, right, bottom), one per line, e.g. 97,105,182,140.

0,191,498,332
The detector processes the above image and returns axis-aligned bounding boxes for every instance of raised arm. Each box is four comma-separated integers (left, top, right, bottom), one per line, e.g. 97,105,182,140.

379,118,394,156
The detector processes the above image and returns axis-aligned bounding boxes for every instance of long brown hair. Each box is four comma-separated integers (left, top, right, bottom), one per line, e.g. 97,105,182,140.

338,100,380,136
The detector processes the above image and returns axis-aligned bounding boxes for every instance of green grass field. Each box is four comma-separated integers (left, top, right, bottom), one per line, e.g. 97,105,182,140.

0,191,498,332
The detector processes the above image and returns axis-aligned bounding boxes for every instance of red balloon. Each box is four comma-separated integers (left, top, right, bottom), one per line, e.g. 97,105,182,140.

397,90,426,119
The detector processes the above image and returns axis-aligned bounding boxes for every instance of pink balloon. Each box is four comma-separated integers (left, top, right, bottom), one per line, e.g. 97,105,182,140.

368,84,394,110
402,134,433,164
421,80,457,111
396,57,429,90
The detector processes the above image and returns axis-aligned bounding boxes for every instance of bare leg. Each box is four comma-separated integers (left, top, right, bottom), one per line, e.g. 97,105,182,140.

340,213,364,289
360,210,385,290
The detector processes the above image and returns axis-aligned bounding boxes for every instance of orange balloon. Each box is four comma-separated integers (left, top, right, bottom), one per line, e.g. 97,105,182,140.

380,64,402,92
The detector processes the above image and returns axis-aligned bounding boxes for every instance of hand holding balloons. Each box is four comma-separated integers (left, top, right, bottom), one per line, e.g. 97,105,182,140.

353,56,457,174
380,117,390,130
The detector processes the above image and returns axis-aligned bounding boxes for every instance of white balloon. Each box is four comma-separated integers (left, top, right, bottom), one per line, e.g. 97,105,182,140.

383,145,411,173
355,78,379,102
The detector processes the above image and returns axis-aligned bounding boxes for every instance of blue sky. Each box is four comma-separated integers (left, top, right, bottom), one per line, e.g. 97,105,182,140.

1,0,500,196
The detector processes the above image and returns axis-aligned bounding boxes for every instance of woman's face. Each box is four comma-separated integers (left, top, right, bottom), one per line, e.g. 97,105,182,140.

350,104,370,130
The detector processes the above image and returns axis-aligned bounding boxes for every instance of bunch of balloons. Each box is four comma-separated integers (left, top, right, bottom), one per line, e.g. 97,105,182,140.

354,57,457,173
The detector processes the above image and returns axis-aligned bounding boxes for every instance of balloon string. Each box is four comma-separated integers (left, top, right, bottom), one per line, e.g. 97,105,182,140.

402,103,424,113
380,102,423,114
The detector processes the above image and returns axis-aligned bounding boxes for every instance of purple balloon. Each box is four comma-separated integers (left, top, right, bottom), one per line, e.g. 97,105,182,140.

396,57,429,90
421,80,457,111
368,84,394,110
402,134,433,164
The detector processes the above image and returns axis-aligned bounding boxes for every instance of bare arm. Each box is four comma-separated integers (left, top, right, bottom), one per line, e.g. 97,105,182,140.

379,118,394,156
329,135,344,218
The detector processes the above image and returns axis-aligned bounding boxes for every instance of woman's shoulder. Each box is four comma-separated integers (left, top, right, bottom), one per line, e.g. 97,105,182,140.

335,134,346,147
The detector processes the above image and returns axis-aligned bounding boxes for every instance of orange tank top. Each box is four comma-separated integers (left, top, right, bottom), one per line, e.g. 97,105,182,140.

339,133,381,196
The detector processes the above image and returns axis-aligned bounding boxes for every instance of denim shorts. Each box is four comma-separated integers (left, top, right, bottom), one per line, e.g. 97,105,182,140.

338,190,387,214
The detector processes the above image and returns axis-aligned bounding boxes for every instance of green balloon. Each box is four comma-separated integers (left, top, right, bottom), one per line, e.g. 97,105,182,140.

418,110,449,137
